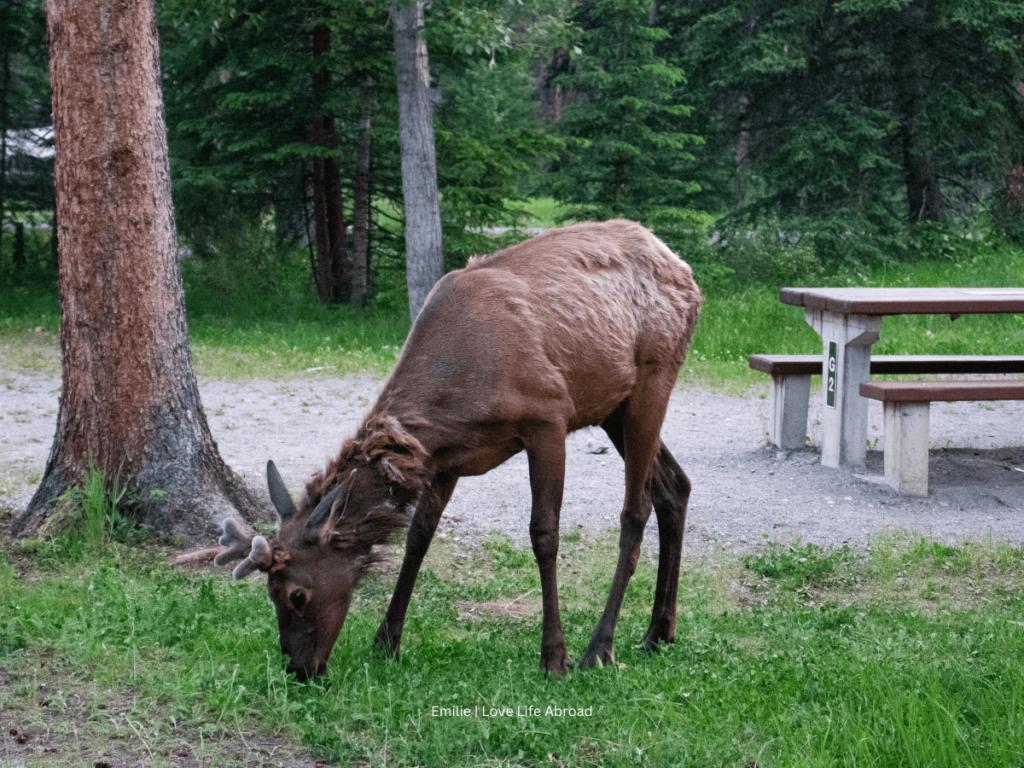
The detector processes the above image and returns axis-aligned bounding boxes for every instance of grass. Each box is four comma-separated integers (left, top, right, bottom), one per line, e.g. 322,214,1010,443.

2,226,1023,389
3,524,1024,766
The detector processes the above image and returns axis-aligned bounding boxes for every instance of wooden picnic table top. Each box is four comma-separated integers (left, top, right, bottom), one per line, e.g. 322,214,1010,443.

779,286,1024,316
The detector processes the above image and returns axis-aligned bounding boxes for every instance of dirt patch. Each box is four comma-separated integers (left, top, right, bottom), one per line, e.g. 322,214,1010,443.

2,369,1024,559
457,596,540,622
0,660,326,768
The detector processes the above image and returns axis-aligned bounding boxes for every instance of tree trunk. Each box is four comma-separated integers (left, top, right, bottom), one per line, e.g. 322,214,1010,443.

894,6,943,224
734,95,752,208
309,157,335,301
12,220,24,272
15,0,268,539
324,151,348,301
351,78,374,307
903,149,943,223
392,0,444,321
308,23,348,304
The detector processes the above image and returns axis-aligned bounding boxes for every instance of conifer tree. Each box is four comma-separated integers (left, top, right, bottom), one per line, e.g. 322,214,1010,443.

552,0,701,220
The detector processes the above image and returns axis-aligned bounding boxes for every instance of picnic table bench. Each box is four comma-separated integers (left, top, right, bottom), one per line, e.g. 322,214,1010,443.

750,353,1024,451
774,287,1024,472
860,380,1024,496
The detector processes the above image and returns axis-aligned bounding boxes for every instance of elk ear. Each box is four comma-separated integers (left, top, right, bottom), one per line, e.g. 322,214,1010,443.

214,519,252,566
233,535,273,579
267,461,296,521
307,469,356,530
307,482,344,530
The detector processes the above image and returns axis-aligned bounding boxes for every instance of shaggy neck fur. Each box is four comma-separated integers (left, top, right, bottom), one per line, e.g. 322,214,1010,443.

299,411,431,551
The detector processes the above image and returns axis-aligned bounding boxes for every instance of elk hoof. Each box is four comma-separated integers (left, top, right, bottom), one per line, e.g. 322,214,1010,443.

641,626,675,653
539,646,570,678
577,642,614,670
372,626,401,661
581,634,610,671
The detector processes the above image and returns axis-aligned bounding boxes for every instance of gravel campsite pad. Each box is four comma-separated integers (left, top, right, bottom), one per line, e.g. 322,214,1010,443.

3,369,1023,554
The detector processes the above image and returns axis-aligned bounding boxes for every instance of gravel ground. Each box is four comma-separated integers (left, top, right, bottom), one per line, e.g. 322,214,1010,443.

2,369,1023,556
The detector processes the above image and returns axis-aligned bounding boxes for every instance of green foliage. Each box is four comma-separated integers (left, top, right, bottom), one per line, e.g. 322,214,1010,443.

744,539,858,590
437,59,564,269
552,0,702,220
30,464,156,565
664,0,1024,248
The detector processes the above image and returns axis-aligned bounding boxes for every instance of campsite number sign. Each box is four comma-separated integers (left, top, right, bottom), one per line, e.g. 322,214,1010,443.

826,341,837,409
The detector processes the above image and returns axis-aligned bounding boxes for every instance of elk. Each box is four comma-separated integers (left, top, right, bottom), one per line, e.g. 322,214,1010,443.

204,220,701,679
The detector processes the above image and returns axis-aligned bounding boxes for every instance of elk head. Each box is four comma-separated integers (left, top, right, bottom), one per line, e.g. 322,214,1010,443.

217,441,424,680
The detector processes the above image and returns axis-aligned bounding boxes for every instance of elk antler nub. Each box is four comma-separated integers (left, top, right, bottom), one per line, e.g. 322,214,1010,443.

214,519,252,566
233,535,274,579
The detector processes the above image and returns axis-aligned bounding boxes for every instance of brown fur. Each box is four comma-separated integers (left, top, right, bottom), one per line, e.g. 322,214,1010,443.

224,220,702,680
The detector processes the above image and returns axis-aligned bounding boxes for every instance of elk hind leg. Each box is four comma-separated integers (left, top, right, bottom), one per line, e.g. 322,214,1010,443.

598,411,690,652
579,376,672,669
373,473,458,659
641,442,690,650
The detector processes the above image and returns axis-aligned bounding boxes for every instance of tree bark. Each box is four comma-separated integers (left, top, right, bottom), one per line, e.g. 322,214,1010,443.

894,6,943,224
15,0,268,538
309,157,335,300
12,220,24,272
392,0,444,321
0,36,11,258
351,78,374,307
308,23,348,303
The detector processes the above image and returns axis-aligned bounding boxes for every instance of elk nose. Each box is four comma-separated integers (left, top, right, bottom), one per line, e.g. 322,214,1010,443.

287,661,327,682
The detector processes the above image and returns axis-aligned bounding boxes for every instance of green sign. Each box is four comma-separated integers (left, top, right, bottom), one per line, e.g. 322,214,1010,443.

826,341,837,409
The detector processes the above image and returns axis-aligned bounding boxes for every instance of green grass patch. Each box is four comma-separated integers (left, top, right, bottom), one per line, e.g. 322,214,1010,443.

3,530,1024,766
683,238,1024,389
742,538,859,591
2,228,1023,389
516,197,570,227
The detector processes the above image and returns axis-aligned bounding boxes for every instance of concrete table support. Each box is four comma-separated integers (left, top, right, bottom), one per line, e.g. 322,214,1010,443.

769,373,811,450
805,309,882,470
882,402,930,496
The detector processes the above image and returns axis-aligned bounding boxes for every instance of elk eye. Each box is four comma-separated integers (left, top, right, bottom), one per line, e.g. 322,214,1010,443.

290,589,307,611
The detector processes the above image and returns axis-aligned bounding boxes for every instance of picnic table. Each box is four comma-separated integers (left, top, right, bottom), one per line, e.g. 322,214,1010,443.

779,287,1024,471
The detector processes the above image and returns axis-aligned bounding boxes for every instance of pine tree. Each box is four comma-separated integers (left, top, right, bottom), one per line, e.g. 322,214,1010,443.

552,0,701,220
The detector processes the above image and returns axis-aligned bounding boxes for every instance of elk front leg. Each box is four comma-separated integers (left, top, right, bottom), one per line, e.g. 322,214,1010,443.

526,427,569,677
373,473,458,659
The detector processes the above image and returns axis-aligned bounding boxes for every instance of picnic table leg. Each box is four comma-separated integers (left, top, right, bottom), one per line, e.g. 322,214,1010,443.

805,309,882,470
770,373,811,450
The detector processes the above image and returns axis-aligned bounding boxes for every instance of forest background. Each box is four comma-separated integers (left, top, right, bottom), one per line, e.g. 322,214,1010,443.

2,0,1024,374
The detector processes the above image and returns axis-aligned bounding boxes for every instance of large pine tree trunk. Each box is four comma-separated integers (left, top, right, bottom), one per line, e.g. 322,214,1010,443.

392,0,444,321
15,0,268,538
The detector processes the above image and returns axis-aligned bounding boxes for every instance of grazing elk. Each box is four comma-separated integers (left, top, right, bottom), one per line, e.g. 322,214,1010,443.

207,220,701,679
